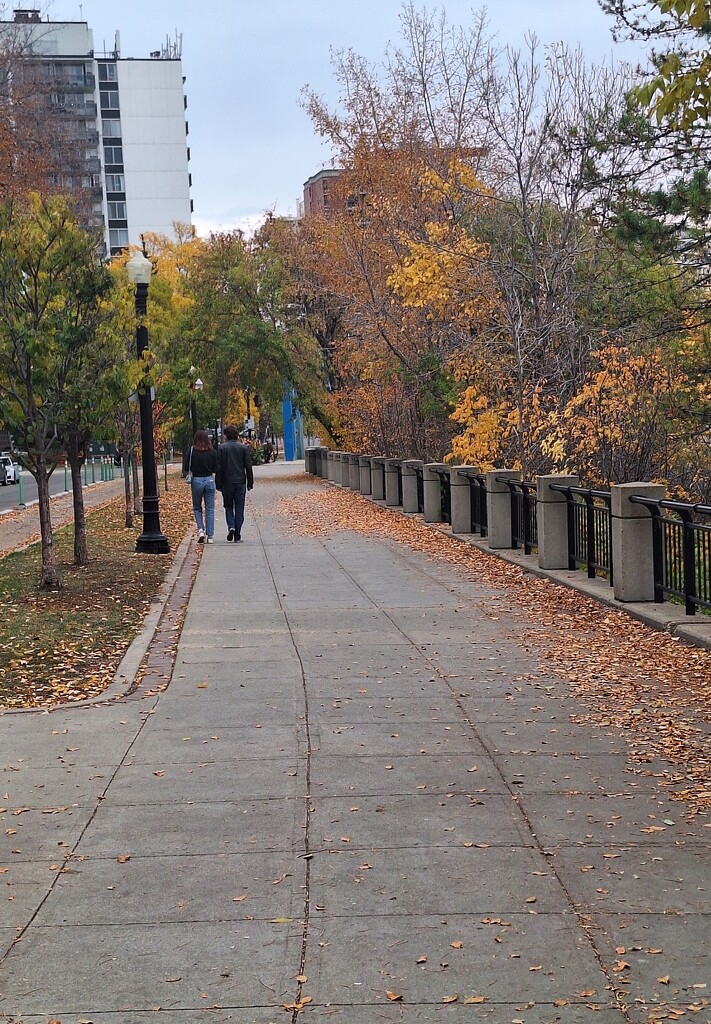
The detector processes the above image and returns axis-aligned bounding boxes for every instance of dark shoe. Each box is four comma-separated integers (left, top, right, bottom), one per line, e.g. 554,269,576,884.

234,535,242,543
197,530,205,544
227,528,235,542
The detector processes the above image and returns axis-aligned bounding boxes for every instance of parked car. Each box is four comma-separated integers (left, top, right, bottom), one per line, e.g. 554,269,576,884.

0,454,21,485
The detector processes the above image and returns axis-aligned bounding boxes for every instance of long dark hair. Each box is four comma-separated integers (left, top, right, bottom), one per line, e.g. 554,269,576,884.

193,429,211,452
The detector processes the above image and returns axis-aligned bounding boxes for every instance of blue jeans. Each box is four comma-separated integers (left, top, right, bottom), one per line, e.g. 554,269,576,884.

222,482,247,538
191,476,216,537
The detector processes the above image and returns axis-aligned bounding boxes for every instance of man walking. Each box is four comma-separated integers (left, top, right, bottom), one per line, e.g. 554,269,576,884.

216,424,254,542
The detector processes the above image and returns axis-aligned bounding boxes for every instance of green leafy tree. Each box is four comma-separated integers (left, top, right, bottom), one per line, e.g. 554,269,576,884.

0,193,112,587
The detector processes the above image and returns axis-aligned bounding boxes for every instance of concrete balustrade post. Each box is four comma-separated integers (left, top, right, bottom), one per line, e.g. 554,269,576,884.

304,447,315,474
486,469,520,549
326,451,336,482
349,454,361,490
359,456,373,495
423,463,448,523
318,447,329,478
402,460,423,513
612,482,665,602
537,474,579,569
384,460,401,506
450,466,479,534
371,458,386,500
334,451,346,486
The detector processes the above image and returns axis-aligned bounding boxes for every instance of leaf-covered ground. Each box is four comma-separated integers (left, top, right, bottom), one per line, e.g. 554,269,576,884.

276,485,711,817
0,486,194,709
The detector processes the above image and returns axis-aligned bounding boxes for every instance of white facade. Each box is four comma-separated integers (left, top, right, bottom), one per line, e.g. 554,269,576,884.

0,11,192,254
117,60,192,243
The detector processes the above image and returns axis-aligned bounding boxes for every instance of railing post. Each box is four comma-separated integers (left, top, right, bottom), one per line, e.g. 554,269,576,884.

348,454,361,491
319,447,330,478
486,470,520,549
423,463,448,522
612,482,665,602
538,475,579,569
402,460,423,513
359,456,373,495
384,459,401,506
371,457,386,501
451,466,479,534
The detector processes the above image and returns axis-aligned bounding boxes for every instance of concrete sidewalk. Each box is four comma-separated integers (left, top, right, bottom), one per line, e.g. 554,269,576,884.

0,463,708,1023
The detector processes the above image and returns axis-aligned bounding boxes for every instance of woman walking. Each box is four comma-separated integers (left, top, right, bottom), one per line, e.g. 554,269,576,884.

182,429,219,543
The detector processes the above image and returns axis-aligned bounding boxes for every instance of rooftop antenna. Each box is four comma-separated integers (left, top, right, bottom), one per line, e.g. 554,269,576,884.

79,4,83,17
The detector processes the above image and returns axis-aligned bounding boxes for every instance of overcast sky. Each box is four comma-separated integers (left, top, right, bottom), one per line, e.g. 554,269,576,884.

44,0,644,236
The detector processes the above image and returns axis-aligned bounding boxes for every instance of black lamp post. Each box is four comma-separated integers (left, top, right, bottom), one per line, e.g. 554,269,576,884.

126,252,170,555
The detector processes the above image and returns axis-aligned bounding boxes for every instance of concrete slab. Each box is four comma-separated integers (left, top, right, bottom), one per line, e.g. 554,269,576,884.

495,752,654,796
310,793,532,850
75,797,305,857
302,913,608,1006
309,752,504,797
590,912,711,1007
518,793,708,846
307,720,486,757
552,843,711,913
36,850,304,925
0,920,301,1014
0,805,94,861
126,723,304,762
308,844,568,915
104,755,303,803
475,720,629,756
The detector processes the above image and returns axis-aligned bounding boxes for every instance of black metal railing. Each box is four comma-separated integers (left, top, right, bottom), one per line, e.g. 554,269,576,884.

455,468,488,536
550,485,613,584
413,466,424,513
433,468,452,525
629,496,711,615
497,476,538,553
389,460,403,506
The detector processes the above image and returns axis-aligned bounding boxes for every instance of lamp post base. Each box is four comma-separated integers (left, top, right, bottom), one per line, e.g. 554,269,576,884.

136,529,170,554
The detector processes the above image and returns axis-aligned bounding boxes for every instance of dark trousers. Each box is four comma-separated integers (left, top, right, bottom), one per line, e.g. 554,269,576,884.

222,482,247,538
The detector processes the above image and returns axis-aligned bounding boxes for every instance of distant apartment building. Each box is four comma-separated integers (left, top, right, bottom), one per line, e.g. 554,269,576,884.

302,168,341,218
0,8,192,255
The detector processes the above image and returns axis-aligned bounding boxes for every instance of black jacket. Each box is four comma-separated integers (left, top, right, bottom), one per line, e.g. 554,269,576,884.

216,440,253,490
182,446,219,478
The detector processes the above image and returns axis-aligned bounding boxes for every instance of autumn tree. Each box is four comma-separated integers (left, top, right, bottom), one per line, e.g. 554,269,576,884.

0,193,112,587
299,4,496,456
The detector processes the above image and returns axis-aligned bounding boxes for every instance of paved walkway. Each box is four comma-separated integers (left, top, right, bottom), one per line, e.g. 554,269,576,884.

0,463,708,1023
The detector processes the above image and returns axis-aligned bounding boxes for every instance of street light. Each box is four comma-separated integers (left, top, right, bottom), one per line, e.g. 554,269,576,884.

126,251,170,555
189,368,203,435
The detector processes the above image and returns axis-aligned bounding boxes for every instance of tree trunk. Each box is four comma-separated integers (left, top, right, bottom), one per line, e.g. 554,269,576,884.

123,451,134,528
66,435,88,566
131,448,141,515
35,462,61,589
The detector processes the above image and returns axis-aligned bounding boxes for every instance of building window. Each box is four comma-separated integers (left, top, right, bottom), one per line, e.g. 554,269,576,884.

107,201,127,220
100,91,120,110
109,228,129,249
98,63,117,82
102,119,122,139
105,173,125,192
103,145,123,164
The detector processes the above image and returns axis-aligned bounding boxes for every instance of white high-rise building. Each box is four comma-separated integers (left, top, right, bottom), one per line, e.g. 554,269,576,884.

0,9,192,255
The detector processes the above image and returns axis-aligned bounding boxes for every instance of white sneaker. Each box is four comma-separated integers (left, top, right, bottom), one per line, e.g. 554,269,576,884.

206,537,213,543
197,530,205,543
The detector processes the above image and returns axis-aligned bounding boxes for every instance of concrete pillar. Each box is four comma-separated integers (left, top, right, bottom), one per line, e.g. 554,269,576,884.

349,455,361,490
384,459,401,506
612,482,665,602
537,474,579,569
371,458,386,501
450,466,479,534
304,447,314,474
423,463,448,523
359,456,373,495
327,450,340,481
318,447,329,478
402,460,423,513
486,470,520,549
335,452,347,486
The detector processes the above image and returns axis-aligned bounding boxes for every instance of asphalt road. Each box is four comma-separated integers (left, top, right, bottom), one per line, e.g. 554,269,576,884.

0,464,122,513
